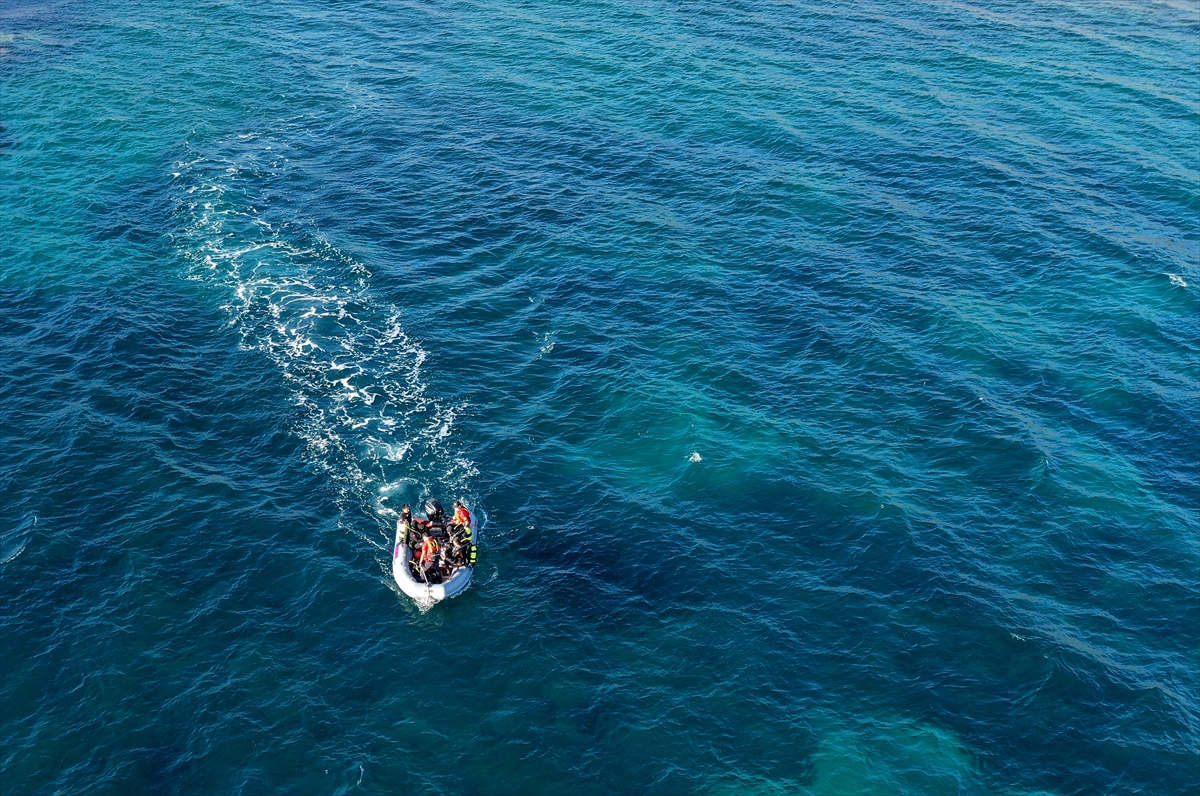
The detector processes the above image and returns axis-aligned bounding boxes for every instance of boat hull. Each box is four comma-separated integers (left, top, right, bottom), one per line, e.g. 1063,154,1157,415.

392,525,473,603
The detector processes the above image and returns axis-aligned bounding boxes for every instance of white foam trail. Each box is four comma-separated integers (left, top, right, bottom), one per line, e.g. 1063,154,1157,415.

170,135,477,527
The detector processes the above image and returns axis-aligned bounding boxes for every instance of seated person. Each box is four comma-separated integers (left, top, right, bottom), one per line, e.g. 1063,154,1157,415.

414,532,440,579
452,500,472,531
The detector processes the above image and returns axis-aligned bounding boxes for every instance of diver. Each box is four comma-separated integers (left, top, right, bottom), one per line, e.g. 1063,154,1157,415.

447,500,473,558
452,500,472,532
399,504,420,548
415,532,440,582
443,527,466,568
446,530,476,570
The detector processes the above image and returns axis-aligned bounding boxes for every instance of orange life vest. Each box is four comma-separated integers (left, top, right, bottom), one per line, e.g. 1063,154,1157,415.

418,538,439,563
453,506,471,528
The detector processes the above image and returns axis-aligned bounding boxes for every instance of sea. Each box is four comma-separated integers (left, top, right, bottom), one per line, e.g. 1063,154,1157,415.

1,1,1197,794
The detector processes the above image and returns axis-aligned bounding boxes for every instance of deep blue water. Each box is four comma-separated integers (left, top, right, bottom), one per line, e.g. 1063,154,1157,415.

2,0,1198,793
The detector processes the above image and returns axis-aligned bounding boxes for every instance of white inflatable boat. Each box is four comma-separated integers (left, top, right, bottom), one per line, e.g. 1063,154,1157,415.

392,500,475,604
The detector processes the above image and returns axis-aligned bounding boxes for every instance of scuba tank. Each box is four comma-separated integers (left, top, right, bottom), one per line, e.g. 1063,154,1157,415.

399,517,419,549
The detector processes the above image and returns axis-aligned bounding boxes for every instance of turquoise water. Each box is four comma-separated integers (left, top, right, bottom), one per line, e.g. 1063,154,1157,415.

2,0,1198,793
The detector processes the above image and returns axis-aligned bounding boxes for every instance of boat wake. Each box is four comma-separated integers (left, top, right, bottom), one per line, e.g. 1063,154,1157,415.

169,131,477,541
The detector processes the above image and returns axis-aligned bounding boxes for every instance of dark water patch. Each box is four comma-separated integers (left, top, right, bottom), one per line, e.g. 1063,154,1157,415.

86,174,175,249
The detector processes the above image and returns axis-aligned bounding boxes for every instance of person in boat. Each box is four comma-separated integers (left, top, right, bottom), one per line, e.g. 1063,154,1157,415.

416,532,440,579
452,500,472,531
442,501,472,569
399,504,420,548
444,528,465,568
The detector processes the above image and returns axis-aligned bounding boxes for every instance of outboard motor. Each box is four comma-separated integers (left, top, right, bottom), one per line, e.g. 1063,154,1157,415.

424,498,445,523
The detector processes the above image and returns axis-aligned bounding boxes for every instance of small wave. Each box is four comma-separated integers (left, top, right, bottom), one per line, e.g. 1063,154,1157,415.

170,133,476,527
1166,273,1187,288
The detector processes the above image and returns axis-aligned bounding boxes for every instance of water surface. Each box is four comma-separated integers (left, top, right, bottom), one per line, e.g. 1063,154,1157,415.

2,1,1198,793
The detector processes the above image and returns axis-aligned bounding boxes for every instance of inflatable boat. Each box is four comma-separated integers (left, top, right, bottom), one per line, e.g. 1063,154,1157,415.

392,498,476,604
